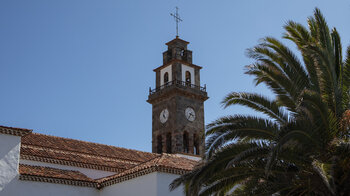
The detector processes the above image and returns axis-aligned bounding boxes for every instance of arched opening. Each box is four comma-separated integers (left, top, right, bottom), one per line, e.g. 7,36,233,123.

180,49,185,57
193,134,200,155
183,132,189,153
185,71,191,86
164,72,169,84
157,135,163,154
166,133,172,153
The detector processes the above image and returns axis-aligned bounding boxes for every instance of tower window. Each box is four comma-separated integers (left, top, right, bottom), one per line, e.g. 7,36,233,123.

166,133,172,153
157,135,163,154
193,134,199,155
164,72,169,84
185,71,191,85
183,132,189,153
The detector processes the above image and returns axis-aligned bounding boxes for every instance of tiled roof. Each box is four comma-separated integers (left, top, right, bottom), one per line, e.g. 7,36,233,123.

154,153,198,171
21,133,158,172
20,164,94,182
19,154,198,189
17,130,200,188
0,125,32,136
19,164,99,188
98,153,198,187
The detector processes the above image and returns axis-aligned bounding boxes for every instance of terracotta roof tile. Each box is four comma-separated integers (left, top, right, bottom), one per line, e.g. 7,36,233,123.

21,133,158,171
22,133,157,162
0,125,32,136
19,153,199,189
155,153,198,170
17,130,200,188
19,164,94,182
21,145,133,170
98,153,198,184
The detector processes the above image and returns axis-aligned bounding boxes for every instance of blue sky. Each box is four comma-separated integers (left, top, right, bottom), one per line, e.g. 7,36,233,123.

1,0,349,152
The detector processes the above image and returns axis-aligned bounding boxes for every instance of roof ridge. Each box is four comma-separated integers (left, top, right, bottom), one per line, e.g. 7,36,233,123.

0,125,32,131
133,154,162,167
95,154,163,183
0,125,32,136
26,132,156,156
154,153,168,166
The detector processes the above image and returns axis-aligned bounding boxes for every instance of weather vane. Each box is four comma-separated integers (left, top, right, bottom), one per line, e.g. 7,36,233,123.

170,7,182,38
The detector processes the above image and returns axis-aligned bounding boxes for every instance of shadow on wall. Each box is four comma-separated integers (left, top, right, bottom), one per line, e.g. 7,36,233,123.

0,135,21,192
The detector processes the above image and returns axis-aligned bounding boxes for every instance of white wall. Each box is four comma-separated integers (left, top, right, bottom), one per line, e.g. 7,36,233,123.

175,154,201,161
160,65,172,86
101,172,185,196
0,179,98,196
0,133,21,192
20,160,116,179
156,172,184,196
181,64,194,85
101,172,158,196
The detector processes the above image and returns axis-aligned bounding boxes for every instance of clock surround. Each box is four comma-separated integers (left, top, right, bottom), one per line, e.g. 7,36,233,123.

159,108,169,123
185,107,195,122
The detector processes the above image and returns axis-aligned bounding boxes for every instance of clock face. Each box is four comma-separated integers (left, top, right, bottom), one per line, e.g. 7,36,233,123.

185,107,196,122
160,109,169,123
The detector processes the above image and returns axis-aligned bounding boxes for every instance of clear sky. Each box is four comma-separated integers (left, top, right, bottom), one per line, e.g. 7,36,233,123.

1,0,349,152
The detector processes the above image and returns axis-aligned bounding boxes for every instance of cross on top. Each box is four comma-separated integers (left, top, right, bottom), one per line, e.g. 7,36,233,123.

170,7,183,38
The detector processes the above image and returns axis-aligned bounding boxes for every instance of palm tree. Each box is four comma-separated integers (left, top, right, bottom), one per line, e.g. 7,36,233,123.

170,8,350,196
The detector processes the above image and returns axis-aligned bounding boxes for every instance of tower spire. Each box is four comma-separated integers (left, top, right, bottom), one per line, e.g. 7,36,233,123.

170,7,182,38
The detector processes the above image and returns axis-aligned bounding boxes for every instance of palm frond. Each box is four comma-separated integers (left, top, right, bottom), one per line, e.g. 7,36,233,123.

171,8,350,196
222,92,288,123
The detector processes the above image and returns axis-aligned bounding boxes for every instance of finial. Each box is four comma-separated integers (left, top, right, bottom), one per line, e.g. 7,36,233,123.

170,7,183,38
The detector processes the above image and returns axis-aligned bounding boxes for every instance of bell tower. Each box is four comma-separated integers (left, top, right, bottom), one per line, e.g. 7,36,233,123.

147,37,208,156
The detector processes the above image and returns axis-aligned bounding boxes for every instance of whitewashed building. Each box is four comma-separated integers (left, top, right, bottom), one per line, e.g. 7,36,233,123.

0,125,199,196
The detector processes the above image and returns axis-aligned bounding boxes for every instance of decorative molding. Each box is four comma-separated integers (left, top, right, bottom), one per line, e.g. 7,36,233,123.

99,166,189,188
147,86,208,104
100,167,157,187
19,174,99,188
153,59,202,72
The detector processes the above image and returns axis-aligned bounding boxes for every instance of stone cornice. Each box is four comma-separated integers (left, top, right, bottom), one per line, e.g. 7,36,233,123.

153,59,202,72
147,85,208,104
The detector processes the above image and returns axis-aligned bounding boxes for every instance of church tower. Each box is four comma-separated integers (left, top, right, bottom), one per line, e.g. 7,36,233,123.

147,37,208,156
